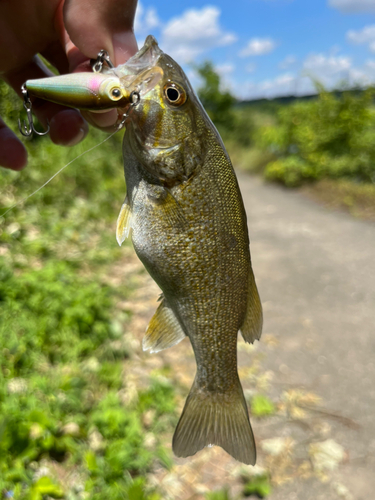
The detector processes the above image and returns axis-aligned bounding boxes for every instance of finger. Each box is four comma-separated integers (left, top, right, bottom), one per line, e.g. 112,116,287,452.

63,0,138,66
0,116,27,171
61,0,138,129
5,55,88,147
80,109,119,132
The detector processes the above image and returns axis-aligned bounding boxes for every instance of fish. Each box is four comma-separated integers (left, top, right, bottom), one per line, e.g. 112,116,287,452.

116,36,263,465
24,35,263,464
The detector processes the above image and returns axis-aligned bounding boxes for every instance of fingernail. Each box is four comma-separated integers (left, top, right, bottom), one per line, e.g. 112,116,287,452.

89,109,118,128
65,127,86,146
50,110,88,146
0,133,28,170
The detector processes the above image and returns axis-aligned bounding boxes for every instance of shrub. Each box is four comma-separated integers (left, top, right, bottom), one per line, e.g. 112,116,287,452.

258,86,375,185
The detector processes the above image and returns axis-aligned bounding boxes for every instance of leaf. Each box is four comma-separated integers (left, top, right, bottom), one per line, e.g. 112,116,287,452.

251,395,276,417
30,477,64,499
244,475,272,498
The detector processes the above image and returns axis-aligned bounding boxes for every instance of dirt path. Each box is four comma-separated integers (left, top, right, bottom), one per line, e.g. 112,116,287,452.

120,173,375,500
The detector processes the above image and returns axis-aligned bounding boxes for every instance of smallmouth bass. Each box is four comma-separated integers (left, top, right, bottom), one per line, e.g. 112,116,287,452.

117,36,263,465
23,34,263,464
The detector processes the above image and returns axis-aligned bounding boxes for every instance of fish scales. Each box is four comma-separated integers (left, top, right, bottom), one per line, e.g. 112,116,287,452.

132,137,248,386
118,36,263,465
22,34,262,464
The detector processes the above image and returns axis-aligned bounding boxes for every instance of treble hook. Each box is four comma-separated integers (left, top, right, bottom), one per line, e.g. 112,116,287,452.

18,84,50,137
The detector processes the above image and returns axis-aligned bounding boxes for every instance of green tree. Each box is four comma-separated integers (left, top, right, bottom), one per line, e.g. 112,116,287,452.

196,62,254,146
196,61,236,130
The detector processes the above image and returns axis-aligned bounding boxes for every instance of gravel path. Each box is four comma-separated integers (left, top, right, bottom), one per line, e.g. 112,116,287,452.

239,173,375,500
124,173,375,499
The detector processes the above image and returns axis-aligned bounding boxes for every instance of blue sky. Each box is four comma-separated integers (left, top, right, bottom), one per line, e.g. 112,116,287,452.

134,0,375,99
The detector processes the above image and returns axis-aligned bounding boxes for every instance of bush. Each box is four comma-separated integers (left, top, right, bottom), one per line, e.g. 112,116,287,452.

265,156,317,187
258,86,375,186
0,80,175,498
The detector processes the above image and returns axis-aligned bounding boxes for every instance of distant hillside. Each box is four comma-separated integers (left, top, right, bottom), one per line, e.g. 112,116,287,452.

239,93,318,107
237,87,373,112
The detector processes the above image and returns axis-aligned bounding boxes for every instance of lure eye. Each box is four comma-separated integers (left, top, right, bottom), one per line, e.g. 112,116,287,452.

110,87,122,100
164,83,187,106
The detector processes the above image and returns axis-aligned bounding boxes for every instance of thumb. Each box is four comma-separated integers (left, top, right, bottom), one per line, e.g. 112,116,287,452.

62,0,138,68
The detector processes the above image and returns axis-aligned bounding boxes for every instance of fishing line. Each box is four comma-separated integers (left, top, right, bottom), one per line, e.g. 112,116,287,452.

0,130,119,218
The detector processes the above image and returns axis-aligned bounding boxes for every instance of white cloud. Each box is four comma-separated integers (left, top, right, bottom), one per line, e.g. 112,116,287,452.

347,25,375,52
161,6,237,63
366,59,375,70
303,53,352,76
239,50,375,100
215,63,235,76
214,64,236,92
329,0,375,13
261,73,296,90
134,2,160,35
239,37,276,57
241,73,302,100
279,55,297,69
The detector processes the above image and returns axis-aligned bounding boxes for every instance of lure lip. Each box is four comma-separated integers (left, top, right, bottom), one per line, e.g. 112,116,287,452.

25,72,133,111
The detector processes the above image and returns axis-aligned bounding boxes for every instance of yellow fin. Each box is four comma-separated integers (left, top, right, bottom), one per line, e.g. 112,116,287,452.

143,298,186,353
173,377,256,465
116,196,132,246
240,267,263,343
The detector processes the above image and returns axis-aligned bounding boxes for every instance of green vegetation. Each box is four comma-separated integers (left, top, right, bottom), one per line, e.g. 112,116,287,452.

0,81,176,498
205,488,231,500
2,60,374,498
251,395,276,418
243,473,272,498
196,62,256,149
259,86,375,186
197,64,375,219
302,178,375,220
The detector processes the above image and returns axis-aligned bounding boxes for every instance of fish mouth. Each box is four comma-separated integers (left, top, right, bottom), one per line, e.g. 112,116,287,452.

116,36,164,97
116,36,163,78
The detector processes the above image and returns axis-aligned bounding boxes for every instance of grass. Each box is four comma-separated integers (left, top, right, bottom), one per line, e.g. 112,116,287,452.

225,108,278,174
251,395,276,418
301,178,375,222
0,82,178,497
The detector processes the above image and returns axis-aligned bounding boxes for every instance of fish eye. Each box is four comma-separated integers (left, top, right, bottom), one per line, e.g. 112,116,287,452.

164,83,187,106
167,87,179,101
110,87,122,100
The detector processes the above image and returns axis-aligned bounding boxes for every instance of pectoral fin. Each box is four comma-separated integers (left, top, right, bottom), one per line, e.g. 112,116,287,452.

116,196,132,246
146,184,187,231
143,298,186,353
240,267,263,343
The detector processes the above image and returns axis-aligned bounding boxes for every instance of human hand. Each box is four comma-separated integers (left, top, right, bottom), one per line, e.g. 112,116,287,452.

0,0,138,170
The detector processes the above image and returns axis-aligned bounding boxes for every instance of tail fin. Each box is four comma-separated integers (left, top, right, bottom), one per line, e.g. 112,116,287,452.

172,378,256,465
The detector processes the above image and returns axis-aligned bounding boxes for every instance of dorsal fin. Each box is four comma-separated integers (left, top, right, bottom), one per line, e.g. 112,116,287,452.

240,267,263,344
143,298,186,353
116,195,132,246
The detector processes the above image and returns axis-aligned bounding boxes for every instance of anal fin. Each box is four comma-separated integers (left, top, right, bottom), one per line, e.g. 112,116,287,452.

240,267,263,343
143,298,186,353
116,195,132,246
